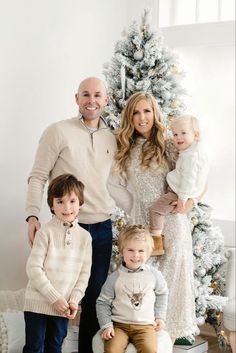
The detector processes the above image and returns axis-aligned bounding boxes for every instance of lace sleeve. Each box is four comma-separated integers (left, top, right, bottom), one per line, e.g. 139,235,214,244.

165,139,179,170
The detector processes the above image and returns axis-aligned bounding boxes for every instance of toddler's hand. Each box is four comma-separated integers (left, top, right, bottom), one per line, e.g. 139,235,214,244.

101,326,115,340
154,319,165,331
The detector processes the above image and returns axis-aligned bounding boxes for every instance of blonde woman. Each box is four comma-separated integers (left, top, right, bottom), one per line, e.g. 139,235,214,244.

108,91,200,343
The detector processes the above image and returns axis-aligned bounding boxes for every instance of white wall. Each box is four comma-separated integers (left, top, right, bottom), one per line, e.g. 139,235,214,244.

0,0,129,290
161,22,235,222
0,1,235,290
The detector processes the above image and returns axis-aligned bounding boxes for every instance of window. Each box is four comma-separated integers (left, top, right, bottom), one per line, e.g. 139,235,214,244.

158,0,235,27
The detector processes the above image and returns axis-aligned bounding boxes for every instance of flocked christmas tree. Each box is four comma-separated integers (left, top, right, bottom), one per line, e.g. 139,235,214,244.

189,204,229,349
104,9,229,350
104,9,186,129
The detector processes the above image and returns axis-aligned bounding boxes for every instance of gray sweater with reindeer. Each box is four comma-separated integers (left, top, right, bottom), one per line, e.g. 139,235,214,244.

96,264,168,330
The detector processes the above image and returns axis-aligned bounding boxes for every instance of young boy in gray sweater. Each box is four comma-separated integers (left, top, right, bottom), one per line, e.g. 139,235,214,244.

96,224,168,353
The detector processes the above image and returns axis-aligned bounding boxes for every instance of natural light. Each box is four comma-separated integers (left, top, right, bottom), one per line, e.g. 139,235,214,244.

158,0,235,27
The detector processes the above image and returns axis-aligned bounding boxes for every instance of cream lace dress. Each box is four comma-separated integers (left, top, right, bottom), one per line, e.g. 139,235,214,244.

109,138,199,338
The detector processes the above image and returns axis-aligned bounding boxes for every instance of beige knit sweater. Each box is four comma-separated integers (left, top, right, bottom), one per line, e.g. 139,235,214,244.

26,115,117,223
24,216,92,317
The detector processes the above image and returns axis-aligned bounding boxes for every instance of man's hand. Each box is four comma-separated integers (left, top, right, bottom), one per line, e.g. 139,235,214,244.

27,217,41,247
101,326,115,340
53,297,69,315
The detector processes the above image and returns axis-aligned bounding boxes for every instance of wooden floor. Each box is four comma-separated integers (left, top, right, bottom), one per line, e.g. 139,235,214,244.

200,334,232,353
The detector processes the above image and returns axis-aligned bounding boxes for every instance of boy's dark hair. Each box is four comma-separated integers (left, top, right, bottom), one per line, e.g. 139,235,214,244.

47,174,84,212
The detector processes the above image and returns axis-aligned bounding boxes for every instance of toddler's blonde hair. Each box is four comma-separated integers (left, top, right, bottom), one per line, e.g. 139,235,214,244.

171,114,201,141
118,224,154,258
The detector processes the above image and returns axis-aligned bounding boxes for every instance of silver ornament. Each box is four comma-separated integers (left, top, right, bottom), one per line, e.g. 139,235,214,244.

196,316,205,326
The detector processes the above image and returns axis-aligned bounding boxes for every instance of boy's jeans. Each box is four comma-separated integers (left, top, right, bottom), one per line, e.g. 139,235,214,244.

23,311,68,353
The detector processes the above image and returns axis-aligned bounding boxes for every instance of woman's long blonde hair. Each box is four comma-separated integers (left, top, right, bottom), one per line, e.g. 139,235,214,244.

115,91,167,178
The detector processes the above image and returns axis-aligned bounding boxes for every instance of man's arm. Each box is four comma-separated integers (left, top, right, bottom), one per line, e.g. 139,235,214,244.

26,123,61,245
27,216,41,247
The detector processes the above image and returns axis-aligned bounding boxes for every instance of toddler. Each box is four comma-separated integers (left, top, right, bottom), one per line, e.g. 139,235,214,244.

149,115,209,255
96,224,168,353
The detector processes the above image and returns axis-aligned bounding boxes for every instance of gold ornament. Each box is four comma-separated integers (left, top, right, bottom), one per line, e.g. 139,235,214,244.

191,216,198,225
116,219,125,230
216,313,221,320
113,240,119,248
142,24,149,32
170,100,178,109
149,68,156,76
211,281,218,289
220,330,229,343
170,64,178,74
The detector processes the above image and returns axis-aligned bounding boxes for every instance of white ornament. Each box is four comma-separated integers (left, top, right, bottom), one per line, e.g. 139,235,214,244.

197,267,206,277
134,50,143,60
162,90,171,100
196,316,205,326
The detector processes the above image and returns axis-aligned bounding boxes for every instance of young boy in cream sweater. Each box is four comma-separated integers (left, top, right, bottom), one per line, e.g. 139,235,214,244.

23,174,92,353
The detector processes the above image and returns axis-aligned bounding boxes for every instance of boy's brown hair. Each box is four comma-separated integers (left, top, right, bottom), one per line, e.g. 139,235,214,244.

47,174,84,213
118,224,154,258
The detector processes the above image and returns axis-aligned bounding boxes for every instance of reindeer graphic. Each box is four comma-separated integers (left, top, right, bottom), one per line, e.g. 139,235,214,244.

124,283,147,311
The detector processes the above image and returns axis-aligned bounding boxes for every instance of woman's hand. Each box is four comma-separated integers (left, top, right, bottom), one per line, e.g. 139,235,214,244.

171,198,194,214
171,183,207,214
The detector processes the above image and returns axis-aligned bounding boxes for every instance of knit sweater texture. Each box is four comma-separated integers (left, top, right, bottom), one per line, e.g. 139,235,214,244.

26,115,117,223
167,142,209,202
96,264,168,330
24,216,92,317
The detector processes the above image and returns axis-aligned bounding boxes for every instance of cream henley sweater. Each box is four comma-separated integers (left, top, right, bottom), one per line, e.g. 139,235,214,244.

26,115,117,223
24,216,92,317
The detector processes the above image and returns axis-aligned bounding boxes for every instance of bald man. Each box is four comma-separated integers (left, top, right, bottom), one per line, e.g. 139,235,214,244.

26,77,117,353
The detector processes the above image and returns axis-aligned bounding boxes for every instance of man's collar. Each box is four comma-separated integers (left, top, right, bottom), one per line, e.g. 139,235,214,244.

78,113,108,129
